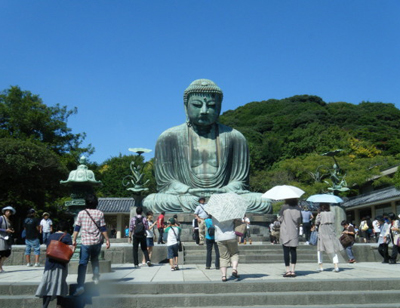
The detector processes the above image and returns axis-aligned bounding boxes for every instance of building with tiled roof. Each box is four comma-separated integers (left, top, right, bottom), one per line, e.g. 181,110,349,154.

98,197,135,239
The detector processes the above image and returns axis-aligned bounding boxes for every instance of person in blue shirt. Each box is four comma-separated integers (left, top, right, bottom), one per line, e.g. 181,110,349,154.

205,215,220,270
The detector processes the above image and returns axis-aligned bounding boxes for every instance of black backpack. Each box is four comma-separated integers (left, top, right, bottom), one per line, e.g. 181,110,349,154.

133,216,146,237
207,224,215,236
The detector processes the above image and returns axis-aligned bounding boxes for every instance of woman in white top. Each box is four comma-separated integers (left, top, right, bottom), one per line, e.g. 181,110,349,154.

212,218,241,282
142,211,156,265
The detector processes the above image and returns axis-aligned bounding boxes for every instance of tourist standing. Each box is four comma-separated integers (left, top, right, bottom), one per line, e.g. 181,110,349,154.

194,197,208,245
241,215,252,244
142,211,156,265
270,216,280,244
165,218,181,271
72,194,110,296
372,217,381,243
341,220,356,263
192,218,200,245
35,220,72,308
213,217,240,282
205,215,220,270
24,209,41,267
388,212,399,264
301,207,314,245
279,198,302,277
316,204,343,272
376,216,390,263
40,212,53,244
0,206,16,273
157,211,165,244
129,206,152,268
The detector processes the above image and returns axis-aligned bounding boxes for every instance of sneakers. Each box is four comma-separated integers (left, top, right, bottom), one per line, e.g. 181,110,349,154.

34,263,41,267
305,241,309,245
147,261,153,267
348,259,356,264
26,263,33,267
205,267,211,270
333,268,340,273
93,277,99,285
73,286,85,296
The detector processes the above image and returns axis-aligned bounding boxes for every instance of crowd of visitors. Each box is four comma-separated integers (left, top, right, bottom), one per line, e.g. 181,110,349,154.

2,194,400,306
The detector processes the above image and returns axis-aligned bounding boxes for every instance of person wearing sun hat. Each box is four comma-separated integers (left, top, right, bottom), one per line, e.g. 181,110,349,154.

40,212,53,244
0,206,16,273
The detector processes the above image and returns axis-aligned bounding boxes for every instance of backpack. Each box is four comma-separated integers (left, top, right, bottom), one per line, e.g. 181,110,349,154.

361,221,369,231
207,225,215,237
133,216,146,237
272,221,280,231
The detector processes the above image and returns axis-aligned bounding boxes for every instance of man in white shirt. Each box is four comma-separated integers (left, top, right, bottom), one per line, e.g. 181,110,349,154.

39,212,53,244
194,198,208,245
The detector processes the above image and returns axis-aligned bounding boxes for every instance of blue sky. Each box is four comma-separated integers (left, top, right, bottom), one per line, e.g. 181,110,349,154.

1,1,399,164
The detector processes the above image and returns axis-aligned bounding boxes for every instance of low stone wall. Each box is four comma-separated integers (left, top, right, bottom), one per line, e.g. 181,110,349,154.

5,243,386,266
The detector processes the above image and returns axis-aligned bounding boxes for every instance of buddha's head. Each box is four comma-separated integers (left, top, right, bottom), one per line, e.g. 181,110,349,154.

184,79,223,127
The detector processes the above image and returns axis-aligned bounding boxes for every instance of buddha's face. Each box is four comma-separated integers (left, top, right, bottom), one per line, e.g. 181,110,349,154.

186,93,221,127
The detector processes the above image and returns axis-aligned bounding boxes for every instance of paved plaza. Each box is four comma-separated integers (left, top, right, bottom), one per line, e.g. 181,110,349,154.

1,260,399,284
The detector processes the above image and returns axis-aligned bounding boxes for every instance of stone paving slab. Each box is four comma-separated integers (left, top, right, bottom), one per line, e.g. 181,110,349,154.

1,261,400,284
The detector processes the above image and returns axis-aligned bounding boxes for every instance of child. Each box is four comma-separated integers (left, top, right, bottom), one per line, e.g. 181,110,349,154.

164,218,181,271
35,220,73,308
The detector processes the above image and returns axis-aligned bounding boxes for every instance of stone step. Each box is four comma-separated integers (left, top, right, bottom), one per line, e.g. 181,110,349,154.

2,279,400,308
91,290,400,308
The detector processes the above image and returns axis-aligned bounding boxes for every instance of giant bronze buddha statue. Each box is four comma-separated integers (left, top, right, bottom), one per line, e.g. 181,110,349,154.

143,79,271,213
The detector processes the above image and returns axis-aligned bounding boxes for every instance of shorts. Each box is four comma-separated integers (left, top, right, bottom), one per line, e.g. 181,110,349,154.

146,237,154,247
167,243,179,259
0,249,11,258
217,239,239,268
25,239,41,255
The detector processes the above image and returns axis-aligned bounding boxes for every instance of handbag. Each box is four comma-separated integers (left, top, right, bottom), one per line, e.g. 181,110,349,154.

309,230,318,245
234,220,246,237
339,233,353,248
46,233,75,263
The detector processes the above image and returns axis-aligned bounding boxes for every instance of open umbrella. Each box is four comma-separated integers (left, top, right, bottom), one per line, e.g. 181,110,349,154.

306,194,343,204
204,192,249,222
262,185,305,200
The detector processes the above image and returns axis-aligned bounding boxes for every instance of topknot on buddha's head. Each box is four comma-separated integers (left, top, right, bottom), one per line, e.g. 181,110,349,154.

184,79,223,105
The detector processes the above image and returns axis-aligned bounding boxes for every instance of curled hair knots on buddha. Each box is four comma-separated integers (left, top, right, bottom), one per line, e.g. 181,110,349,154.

183,79,223,106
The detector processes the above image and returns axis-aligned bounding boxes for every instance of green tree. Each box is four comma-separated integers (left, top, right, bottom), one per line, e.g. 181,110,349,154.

0,138,69,215
0,86,94,170
97,154,156,197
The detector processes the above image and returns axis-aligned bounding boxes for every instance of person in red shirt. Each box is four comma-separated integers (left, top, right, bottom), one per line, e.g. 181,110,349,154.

157,211,165,244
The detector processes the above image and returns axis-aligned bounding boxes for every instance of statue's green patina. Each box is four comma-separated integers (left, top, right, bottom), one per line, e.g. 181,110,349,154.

143,79,271,213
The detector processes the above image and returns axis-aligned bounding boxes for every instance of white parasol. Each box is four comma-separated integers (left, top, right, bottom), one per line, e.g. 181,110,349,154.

204,192,249,222
262,185,305,200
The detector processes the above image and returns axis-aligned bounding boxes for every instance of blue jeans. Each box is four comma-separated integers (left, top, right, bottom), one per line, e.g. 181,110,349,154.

42,232,51,244
77,243,102,287
345,243,355,260
25,239,40,255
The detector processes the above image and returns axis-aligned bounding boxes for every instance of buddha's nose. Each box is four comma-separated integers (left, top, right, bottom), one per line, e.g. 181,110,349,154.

200,104,208,114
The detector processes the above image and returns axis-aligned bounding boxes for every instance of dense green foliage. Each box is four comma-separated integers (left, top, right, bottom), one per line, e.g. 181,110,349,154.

95,154,156,198
220,95,400,198
0,86,93,219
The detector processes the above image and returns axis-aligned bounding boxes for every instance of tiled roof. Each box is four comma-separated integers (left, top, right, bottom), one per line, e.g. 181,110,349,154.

97,198,135,213
342,186,400,208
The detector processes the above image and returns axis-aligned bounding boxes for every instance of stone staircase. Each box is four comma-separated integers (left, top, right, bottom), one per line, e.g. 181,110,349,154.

183,243,331,264
3,279,400,308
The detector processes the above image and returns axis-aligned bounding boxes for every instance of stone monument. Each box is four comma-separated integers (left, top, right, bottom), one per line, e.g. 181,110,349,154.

143,79,271,214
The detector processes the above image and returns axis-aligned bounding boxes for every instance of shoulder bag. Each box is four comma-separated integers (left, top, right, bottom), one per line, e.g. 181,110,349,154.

234,219,246,237
171,227,182,252
85,209,104,244
46,233,75,263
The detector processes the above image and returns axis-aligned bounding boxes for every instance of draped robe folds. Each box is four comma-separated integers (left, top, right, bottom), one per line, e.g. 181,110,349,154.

143,123,271,213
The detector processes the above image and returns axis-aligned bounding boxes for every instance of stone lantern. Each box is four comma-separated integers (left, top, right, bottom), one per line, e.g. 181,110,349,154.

60,156,102,215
